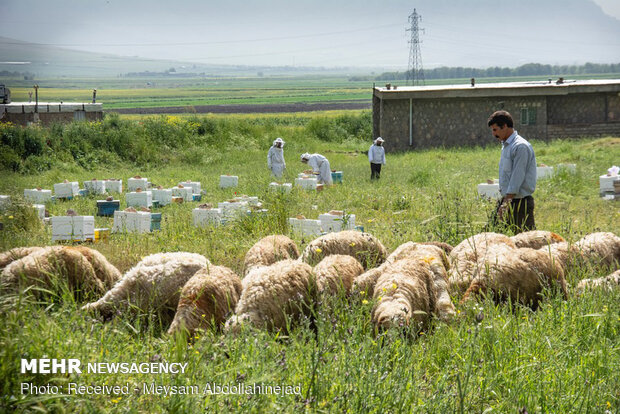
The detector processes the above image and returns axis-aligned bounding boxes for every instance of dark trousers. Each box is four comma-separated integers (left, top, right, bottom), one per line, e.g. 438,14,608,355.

492,195,535,234
370,163,382,179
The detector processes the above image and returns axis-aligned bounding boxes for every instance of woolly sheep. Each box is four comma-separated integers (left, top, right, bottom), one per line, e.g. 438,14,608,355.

301,230,387,269
82,252,210,323
225,260,315,333
65,246,121,290
448,232,516,294
575,269,620,295
573,232,620,268
313,254,364,295
371,257,455,331
461,247,568,309
1,246,105,300
243,235,299,276
0,246,44,270
168,265,242,336
352,242,449,297
511,230,565,250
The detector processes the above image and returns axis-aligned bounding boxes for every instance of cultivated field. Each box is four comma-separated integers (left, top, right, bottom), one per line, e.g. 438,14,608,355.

0,113,619,412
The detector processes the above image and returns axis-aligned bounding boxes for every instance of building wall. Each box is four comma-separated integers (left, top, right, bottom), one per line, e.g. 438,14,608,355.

1,111,102,126
378,96,547,151
374,90,620,150
547,93,607,124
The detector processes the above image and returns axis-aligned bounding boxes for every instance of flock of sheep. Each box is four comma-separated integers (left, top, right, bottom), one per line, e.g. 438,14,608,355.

1,229,619,338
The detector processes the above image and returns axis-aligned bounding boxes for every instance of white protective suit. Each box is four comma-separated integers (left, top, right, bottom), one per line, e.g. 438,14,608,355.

306,153,333,185
267,141,286,178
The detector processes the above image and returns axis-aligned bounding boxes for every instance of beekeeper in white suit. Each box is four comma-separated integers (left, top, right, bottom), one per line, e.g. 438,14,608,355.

267,137,286,178
300,153,333,185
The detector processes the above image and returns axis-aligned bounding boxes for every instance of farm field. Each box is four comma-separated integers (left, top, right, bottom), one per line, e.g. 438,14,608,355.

0,113,619,412
4,72,620,112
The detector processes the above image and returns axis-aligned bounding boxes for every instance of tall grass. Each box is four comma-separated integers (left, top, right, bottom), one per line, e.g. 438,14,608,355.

0,116,619,412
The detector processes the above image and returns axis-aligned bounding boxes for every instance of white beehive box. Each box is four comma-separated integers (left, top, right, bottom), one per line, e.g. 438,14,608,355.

232,196,260,207
51,215,95,241
218,201,249,218
219,175,238,188
295,177,318,190
126,191,153,208
556,163,576,174
152,189,173,206
84,180,106,195
599,175,618,193
33,204,45,220
54,182,79,198
536,166,554,180
112,211,151,233
192,208,223,227
105,179,123,193
179,181,201,194
172,186,193,201
127,177,149,192
24,188,52,203
288,218,323,236
319,213,356,232
477,183,501,199
0,195,9,208
269,182,293,193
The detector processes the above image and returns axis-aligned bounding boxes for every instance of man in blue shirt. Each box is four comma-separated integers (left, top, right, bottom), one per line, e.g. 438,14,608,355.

488,110,537,233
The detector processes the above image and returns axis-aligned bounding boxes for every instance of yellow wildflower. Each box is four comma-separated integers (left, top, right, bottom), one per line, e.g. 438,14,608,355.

315,248,322,253
362,300,369,305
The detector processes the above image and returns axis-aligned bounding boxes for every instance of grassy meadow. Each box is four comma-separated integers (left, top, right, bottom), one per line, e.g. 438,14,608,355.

0,112,619,412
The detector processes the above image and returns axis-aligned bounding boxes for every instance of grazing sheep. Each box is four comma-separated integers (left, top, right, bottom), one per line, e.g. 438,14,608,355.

82,252,210,323
575,269,620,295
301,230,387,269
511,230,565,250
448,232,516,294
243,235,299,276
1,246,105,299
371,257,455,331
0,246,44,270
461,247,568,309
352,242,449,297
64,246,121,290
574,232,620,268
536,241,578,273
313,254,364,295
420,241,454,255
168,265,242,336
225,260,315,333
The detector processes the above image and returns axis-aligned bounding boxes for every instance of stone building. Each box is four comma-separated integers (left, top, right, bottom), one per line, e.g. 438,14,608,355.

372,79,620,151
0,102,103,126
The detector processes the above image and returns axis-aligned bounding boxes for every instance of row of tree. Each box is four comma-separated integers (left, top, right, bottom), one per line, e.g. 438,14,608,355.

350,62,620,82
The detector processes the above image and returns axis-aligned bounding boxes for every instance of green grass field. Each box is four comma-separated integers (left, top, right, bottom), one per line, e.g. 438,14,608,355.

0,114,619,412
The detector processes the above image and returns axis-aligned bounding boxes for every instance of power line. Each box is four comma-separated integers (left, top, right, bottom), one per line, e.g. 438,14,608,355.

406,9,424,86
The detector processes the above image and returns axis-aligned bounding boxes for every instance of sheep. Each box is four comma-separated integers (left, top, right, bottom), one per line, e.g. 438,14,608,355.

0,246,44,270
461,247,568,309
511,230,565,250
82,252,210,323
301,230,388,269
243,235,299,276
575,269,620,295
225,260,315,333
371,257,455,331
352,242,449,297
448,232,516,294
313,254,364,295
168,265,242,336
1,246,105,300
64,246,121,290
573,232,620,268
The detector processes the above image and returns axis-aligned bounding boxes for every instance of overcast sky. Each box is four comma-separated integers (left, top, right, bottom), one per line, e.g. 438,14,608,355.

1,0,619,69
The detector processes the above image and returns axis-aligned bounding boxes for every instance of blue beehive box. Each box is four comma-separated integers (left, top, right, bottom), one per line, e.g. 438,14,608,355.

96,200,120,217
78,189,89,197
192,194,202,202
151,213,162,231
331,171,343,184
152,200,160,209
